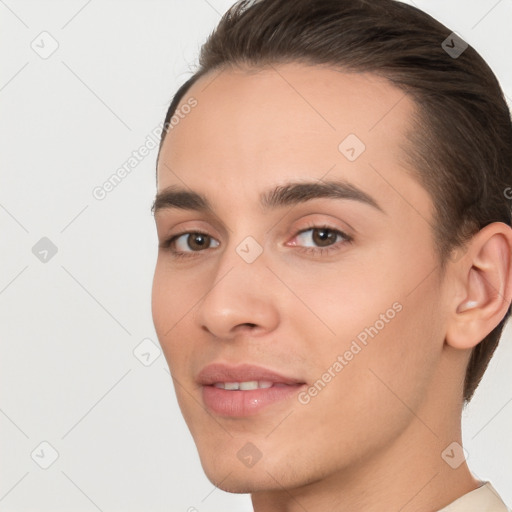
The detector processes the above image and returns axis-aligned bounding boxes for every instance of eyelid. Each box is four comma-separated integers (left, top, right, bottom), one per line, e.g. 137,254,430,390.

155,213,228,239
289,215,351,237
285,223,353,251
158,230,219,251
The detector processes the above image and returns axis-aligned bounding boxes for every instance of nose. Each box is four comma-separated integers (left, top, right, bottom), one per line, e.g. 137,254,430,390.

195,244,280,340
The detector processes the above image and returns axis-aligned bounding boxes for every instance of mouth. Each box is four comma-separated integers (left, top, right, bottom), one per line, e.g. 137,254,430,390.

212,381,290,390
197,363,307,417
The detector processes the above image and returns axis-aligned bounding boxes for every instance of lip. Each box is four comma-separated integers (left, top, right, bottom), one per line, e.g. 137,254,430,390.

197,362,304,386
197,363,307,417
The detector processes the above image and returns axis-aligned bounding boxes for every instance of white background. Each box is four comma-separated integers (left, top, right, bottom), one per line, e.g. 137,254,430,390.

1,1,511,510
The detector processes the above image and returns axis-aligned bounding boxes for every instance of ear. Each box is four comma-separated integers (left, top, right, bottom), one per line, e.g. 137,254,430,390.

445,222,512,350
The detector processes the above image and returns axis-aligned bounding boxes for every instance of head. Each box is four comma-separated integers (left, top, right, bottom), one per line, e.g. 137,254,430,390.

151,0,512,495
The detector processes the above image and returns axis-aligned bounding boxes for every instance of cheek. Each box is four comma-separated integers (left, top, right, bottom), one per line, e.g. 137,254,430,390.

151,260,198,327
293,297,442,461
345,279,441,418
281,259,397,353
151,265,171,338
298,246,443,413
151,264,194,365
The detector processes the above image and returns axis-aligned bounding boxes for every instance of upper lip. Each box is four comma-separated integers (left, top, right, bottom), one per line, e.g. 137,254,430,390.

197,363,305,386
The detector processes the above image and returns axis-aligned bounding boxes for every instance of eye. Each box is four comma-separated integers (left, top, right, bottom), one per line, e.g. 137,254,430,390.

160,231,220,258
288,224,353,256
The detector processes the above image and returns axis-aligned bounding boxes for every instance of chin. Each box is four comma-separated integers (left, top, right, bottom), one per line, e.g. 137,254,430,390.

201,463,281,494
196,443,321,495
208,474,264,494
197,448,264,490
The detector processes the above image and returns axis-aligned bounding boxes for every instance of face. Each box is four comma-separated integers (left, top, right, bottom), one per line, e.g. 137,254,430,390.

152,63,451,493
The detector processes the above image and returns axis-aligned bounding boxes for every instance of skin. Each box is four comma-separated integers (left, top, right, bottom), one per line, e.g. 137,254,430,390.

151,63,512,512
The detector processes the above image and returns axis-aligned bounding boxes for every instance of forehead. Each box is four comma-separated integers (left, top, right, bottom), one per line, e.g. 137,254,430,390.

156,63,431,223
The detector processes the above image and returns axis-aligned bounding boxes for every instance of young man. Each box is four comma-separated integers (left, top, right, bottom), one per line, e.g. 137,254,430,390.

151,0,512,510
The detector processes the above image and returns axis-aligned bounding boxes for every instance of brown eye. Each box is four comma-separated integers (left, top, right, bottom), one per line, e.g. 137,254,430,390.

311,228,338,247
186,233,212,250
290,225,353,257
164,231,220,256
295,227,346,248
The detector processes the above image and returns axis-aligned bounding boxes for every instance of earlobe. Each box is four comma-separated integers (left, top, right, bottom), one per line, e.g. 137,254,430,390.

445,222,512,351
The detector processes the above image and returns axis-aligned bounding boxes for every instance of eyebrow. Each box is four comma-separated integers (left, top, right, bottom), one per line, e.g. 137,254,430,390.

151,179,385,216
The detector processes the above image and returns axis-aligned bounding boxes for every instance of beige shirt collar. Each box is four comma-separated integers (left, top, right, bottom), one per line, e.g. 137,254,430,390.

437,482,510,512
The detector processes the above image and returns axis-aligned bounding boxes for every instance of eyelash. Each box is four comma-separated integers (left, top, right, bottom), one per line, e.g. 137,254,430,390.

159,223,353,260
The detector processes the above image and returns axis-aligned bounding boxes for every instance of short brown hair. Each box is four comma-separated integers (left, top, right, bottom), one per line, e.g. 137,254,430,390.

157,0,512,403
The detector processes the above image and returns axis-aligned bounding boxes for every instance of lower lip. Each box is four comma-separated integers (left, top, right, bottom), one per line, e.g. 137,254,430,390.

202,383,306,417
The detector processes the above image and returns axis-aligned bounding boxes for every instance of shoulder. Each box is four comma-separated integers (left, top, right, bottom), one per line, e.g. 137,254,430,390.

437,481,511,512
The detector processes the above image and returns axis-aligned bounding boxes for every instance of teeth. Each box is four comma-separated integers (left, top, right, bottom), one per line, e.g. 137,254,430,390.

239,381,258,390
213,380,275,390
